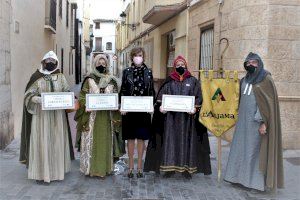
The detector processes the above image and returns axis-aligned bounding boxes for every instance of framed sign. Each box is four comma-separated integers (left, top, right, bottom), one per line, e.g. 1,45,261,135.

86,93,119,111
120,96,154,113
42,92,75,110
162,95,195,112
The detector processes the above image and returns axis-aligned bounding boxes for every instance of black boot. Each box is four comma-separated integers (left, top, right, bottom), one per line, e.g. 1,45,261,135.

182,171,192,179
127,169,134,178
36,180,50,185
136,169,144,178
163,171,175,178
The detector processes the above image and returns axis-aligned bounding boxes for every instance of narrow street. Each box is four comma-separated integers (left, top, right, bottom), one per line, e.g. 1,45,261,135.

0,82,299,200
1,0,300,199
1,134,299,200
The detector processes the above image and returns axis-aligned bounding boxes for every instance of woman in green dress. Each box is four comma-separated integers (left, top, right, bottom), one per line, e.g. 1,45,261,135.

75,54,123,178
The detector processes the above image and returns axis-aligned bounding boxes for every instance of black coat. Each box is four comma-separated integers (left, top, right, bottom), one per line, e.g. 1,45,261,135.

144,76,211,175
119,64,155,140
120,64,155,97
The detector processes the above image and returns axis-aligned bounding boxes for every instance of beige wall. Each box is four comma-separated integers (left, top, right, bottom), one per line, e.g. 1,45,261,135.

10,0,76,139
188,0,300,149
116,0,188,80
0,0,14,149
116,0,300,148
266,0,300,149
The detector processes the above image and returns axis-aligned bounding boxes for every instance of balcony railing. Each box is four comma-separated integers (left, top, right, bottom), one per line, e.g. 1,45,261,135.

45,0,57,33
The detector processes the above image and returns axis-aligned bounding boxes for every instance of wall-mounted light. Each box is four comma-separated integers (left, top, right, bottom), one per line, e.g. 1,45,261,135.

119,11,136,30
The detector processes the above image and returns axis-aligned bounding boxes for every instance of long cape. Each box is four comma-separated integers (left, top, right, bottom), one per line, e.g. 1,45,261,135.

252,74,284,190
19,69,75,167
144,77,212,174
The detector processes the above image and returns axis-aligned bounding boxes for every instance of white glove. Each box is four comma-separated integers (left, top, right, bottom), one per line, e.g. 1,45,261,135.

104,84,114,94
159,106,167,114
31,96,42,104
188,108,196,115
120,111,127,115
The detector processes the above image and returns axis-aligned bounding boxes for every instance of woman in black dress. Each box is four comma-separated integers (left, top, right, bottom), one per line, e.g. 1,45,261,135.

120,47,155,178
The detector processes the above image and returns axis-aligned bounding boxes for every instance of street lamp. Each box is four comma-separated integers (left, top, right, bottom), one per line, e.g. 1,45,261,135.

119,11,136,30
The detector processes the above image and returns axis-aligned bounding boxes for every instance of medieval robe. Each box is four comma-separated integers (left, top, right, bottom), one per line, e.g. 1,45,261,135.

75,73,124,177
20,70,74,182
224,52,283,191
144,76,211,174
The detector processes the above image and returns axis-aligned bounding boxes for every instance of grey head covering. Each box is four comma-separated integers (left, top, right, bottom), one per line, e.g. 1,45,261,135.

243,52,269,84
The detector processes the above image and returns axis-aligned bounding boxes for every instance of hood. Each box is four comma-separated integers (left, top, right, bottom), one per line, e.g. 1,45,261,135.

39,51,59,74
243,52,269,84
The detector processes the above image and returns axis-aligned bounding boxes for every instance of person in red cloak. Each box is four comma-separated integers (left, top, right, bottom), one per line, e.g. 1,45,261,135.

144,55,212,179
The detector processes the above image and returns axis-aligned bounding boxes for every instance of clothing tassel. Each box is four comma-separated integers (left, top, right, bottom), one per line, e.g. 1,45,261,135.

248,84,252,95
243,83,249,95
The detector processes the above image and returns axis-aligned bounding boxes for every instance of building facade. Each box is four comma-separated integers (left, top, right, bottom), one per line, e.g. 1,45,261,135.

91,19,118,75
116,0,188,90
0,0,92,148
188,0,300,149
116,0,300,149
0,0,14,149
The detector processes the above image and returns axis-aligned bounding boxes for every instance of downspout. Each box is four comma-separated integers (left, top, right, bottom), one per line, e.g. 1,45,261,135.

186,1,190,58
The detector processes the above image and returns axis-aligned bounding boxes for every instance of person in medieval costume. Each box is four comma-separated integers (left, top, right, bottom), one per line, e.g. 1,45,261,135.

75,54,125,178
19,51,75,184
144,55,211,179
224,52,284,192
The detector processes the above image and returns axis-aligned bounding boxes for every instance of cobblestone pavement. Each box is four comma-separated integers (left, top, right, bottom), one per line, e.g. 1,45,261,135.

0,84,299,200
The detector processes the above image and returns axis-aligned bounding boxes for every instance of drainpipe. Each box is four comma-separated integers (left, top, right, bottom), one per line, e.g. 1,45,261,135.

186,0,190,59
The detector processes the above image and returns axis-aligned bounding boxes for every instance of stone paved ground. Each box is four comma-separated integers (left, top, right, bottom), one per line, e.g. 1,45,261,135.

0,84,299,200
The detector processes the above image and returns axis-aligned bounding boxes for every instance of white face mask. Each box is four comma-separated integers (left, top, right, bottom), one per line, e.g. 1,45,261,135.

133,56,143,65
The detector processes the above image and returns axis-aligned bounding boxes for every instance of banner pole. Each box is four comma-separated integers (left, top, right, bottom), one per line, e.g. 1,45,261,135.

217,136,222,182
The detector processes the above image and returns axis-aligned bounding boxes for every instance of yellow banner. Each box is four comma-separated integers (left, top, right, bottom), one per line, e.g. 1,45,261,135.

199,70,240,137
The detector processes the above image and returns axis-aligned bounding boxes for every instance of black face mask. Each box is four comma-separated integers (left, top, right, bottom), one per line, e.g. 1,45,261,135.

176,66,185,75
245,65,256,74
96,65,106,73
45,63,57,71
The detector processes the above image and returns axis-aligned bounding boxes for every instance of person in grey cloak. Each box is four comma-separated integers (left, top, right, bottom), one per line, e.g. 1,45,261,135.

224,52,284,192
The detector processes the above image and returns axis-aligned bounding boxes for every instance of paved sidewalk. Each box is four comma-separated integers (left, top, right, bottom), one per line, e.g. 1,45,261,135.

0,84,299,200
1,136,299,200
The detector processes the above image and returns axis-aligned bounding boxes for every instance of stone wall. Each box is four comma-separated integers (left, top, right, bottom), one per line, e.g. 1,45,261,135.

188,0,300,149
266,0,300,149
0,0,14,149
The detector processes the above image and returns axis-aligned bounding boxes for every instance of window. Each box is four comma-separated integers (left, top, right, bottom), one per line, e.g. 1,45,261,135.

95,22,100,29
66,1,69,27
166,30,175,75
95,37,102,51
71,54,73,74
61,48,64,73
45,0,57,32
59,0,62,18
69,51,71,75
200,28,214,70
106,42,112,50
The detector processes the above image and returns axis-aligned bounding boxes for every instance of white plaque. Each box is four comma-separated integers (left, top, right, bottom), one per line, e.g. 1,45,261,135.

162,95,195,112
86,93,119,111
42,92,75,110
120,96,154,112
